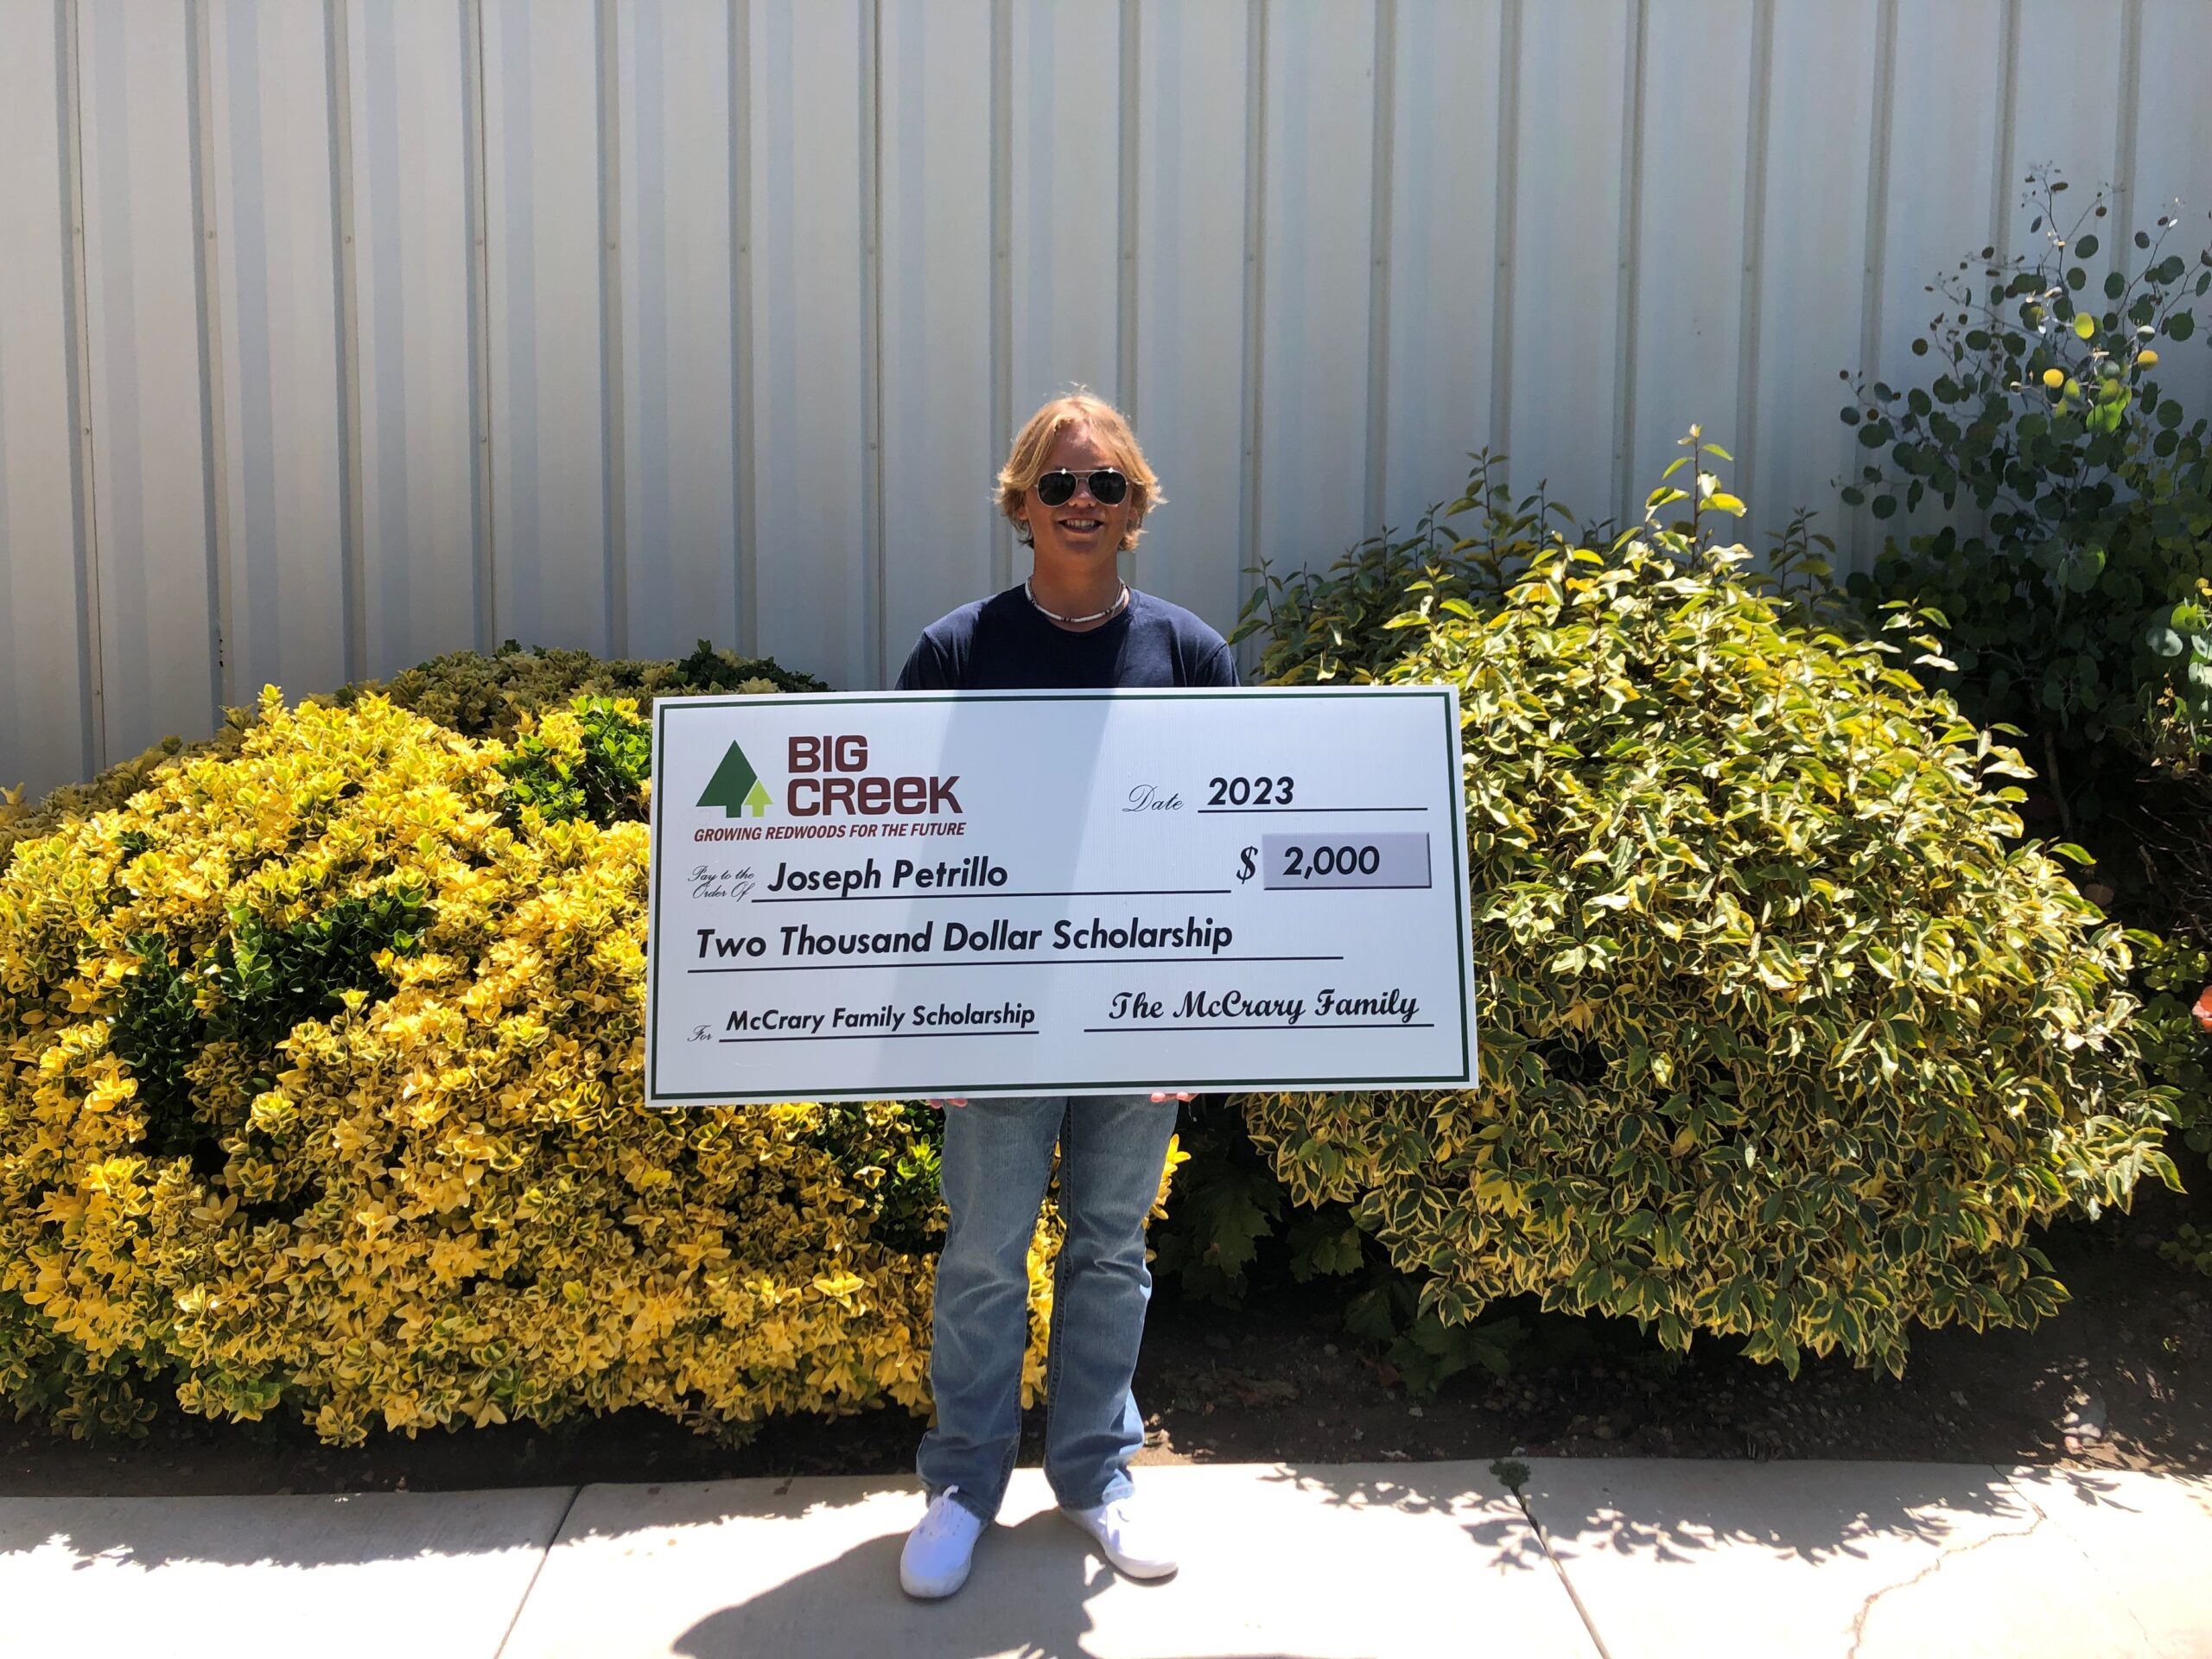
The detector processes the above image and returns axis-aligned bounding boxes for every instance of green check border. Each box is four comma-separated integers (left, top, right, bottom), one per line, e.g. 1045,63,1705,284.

645,685,1478,1103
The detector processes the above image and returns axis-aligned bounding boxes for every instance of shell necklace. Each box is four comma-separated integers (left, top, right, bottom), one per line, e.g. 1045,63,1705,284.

1024,578,1129,627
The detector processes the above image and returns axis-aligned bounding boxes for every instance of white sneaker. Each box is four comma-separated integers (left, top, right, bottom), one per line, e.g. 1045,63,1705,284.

900,1485,986,1599
1062,1497,1179,1580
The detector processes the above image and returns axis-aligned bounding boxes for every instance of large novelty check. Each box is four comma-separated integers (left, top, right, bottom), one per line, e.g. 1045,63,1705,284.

644,687,1477,1103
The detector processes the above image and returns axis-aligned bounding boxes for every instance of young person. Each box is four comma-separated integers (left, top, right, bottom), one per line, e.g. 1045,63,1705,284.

895,392,1236,1599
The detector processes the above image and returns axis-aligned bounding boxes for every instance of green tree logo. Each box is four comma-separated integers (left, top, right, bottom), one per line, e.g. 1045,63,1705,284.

697,741,773,817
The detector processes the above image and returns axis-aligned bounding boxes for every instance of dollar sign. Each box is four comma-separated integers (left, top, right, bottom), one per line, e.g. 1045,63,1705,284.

1237,845,1257,883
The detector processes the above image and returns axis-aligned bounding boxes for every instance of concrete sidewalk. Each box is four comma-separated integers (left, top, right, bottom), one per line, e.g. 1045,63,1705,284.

5,1459,2209,1659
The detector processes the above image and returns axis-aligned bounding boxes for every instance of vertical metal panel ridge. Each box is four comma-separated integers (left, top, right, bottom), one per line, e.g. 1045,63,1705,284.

596,0,626,659
327,0,366,685
731,0,757,657
1488,0,1521,491
1116,0,1140,444
1361,0,1394,540
1236,0,1268,671
1611,0,1649,535
1734,0,1775,524
989,0,1011,594
1852,0,1898,569
1114,0,1141,576
2111,0,2143,270
861,0,885,684
189,0,232,716
464,0,496,652
1991,0,2022,262
61,0,105,773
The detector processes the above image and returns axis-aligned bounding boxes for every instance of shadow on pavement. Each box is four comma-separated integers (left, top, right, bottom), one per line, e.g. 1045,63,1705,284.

669,1510,1292,1659
1254,1458,2133,1573
1255,1461,1547,1573
1525,1461,2129,1569
0,1459,2143,1594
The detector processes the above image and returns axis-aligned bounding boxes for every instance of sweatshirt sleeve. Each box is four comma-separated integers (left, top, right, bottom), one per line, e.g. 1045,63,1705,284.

1194,639,1240,688
893,631,950,691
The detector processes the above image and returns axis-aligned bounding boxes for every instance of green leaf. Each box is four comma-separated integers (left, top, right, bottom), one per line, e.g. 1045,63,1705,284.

2057,544,2105,593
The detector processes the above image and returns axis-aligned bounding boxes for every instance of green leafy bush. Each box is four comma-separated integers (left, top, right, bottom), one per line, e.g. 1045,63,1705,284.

1147,1107,1522,1395
494,697,654,830
2,641,825,869
2133,931,2212,1169
1841,168,2212,809
344,638,829,745
1232,454,1567,683
2162,1224,2212,1275
1237,444,2177,1376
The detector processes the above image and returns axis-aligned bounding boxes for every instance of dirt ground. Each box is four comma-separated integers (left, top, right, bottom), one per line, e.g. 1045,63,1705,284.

3,1201,2205,1498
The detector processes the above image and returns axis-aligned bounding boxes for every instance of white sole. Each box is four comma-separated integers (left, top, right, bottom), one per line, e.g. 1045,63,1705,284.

899,1560,972,1600
1059,1510,1179,1580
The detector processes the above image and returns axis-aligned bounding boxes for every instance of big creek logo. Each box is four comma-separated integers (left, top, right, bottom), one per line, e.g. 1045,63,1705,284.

695,734,963,821
698,741,774,818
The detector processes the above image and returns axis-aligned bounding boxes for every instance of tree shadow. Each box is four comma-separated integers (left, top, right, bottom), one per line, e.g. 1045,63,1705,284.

1255,1460,1549,1572
1257,1457,2134,1573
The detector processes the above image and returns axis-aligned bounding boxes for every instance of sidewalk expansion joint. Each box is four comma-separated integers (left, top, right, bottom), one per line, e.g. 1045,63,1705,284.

493,1483,582,1659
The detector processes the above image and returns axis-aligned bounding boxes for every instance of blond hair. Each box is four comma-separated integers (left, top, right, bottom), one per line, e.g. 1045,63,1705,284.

996,390,1164,551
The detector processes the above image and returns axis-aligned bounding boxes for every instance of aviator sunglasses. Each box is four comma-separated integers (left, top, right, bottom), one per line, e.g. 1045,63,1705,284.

1032,467,1130,508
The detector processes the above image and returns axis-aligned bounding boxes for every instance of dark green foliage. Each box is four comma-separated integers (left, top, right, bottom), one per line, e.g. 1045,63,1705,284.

804,1103,946,1258
356,639,830,745
207,888,431,1055
1146,1109,1288,1302
111,891,431,1166
1342,1274,1526,1397
2164,1223,2212,1275
1840,168,2212,810
495,698,654,829
111,933,202,1161
1230,454,1570,683
2133,930,2212,1170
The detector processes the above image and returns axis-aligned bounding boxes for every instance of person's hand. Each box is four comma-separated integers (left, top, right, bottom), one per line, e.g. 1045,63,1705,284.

1150,1091,1195,1103
926,1097,968,1109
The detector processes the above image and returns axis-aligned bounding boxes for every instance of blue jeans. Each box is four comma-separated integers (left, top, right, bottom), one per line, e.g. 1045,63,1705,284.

918,1093,1179,1524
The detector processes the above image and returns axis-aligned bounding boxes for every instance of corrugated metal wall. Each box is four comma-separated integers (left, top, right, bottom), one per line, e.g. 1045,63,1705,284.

4,0,2212,802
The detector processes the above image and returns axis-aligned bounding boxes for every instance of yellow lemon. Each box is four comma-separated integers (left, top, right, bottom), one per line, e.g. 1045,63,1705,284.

2139,348,2160,369
2042,367,2065,390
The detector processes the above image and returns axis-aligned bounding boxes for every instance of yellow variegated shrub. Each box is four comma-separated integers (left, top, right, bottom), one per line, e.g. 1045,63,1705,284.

1,686,1166,1442
1236,459,2178,1376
